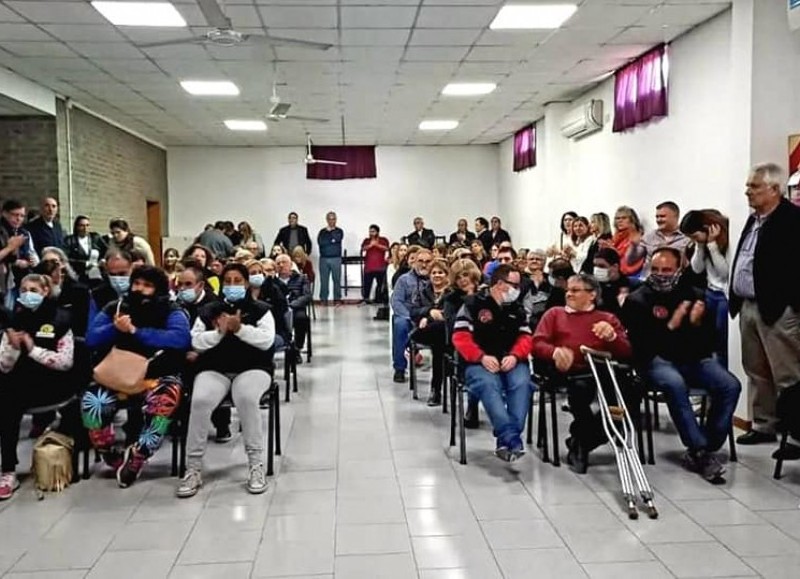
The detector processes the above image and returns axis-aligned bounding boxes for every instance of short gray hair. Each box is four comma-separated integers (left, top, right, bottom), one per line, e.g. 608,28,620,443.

751,162,786,194
568,273,600,295
42,246,78,281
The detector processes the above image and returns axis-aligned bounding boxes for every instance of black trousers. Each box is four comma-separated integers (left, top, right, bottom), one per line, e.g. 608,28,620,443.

362,271,386,302
410,322,446,392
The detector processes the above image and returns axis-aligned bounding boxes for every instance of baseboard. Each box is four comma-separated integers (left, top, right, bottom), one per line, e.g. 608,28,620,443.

733,416,751,432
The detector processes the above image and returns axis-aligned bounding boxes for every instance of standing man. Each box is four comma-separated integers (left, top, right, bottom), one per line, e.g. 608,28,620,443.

475,217,492,254
406,217,435,249
0,199,38,308
730,162,800,451
639,201,690,271
361,224,390,303
317,211,344,305
489,216,512,246
274,212,313,255
26,197,65,257
449,219,476,246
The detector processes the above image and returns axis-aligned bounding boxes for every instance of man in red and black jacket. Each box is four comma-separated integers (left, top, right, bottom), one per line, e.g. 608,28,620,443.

452,264,534,462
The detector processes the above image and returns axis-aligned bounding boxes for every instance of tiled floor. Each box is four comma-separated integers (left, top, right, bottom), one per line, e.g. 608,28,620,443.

2,305,800,578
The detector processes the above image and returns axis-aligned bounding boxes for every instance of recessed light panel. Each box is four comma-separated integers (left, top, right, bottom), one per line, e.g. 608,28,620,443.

490,4,577,30
91,2,187,27
181,81,240,96
442,82,497,96
225,120,267,131
419,120,459,131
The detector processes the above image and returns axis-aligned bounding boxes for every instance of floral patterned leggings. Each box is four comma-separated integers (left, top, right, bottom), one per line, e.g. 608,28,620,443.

81,376,182,458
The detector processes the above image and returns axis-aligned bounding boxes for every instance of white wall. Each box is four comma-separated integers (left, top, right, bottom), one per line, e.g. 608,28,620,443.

167,145,499,254
498,10,734,250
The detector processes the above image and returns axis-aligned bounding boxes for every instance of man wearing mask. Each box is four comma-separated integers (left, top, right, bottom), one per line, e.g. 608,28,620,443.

391,248,432,383
274,212,313,255
317,211,344,305
623,247,740,483
27,197,65,258
452,264,533,462
406,217,436,249
89,250,133,322
592,247,637,318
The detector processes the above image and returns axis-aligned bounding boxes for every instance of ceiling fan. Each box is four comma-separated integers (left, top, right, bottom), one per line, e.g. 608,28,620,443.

267,82,329,124
137,0,332,50
305,134,347,166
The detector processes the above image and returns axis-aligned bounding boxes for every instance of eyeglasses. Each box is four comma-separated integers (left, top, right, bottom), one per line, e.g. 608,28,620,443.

501,278,520,288
566,287,592,293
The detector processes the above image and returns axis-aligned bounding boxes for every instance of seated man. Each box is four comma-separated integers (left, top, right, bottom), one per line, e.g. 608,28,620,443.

89,249,133,321
622,247,741,483
275,254,311,363
391,248,432,383
592,247,638,317
533,273,632,473
452,264,533,462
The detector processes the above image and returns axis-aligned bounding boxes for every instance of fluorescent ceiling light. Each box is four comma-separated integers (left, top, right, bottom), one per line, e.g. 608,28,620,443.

442,82,497,96
180,81,240,96
419,120,459,131
91,2,187,27
224,120,267,131
490,4,577,29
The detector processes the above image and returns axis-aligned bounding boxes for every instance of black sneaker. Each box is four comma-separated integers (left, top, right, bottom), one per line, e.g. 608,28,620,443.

294,351,303,365
427,389,442,407
215,427,232,443
117,445,147,489
566,438,588,474
698,451,726,484
393,370,406,383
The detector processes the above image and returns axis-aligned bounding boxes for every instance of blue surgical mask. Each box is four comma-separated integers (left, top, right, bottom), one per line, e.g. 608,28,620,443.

109,275,130,295
18,291,44,310
222,285,246,302
249,274,265,288
178,288,197,303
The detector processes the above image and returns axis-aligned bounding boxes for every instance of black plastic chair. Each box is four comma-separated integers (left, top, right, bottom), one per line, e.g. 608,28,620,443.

447,352,467,465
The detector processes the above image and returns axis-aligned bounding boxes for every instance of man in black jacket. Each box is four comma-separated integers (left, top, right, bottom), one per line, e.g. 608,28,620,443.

448,219,476,246
274,212,313,255
406,217,436,249
489,216,512,246
730,162,800,451
275,254,312,362
26,197,65,257
475,217,493,254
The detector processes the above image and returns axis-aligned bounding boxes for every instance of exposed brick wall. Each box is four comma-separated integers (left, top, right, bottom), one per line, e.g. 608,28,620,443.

57,103,168,239
0,116,59,211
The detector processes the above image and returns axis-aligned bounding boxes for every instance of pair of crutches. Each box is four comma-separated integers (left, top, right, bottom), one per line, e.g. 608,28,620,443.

581,346,658,520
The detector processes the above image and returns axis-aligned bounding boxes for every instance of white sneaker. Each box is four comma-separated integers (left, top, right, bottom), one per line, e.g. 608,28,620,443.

176,469,203,498
246,463,268,494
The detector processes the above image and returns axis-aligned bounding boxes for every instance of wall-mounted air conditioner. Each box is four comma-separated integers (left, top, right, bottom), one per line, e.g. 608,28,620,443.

560,99,603,139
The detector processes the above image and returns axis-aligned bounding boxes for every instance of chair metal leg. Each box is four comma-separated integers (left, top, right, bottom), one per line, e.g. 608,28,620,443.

458,385,467,465
539,385,550,462
284,355,291,402
292,354,298,393
274,388,282,456
306,326,313,362
449,376,457,447
550,388,560,467
267,395,275,477
644,391,655,465
442,364,449,415
82,446,90,479
171,434,179,477
409,343,418,399
728,426,738,462
773,429,788,479
653,394,661,431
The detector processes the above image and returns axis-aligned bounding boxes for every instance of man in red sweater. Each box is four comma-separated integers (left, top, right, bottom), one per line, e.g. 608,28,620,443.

533,273,632,473
452,264,534,462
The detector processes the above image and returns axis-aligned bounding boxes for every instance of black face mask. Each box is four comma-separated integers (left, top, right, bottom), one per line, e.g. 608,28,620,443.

127,291,153,309
647,273,680,293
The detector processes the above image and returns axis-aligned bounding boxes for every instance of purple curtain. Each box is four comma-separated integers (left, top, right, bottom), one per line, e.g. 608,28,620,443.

306,145,377,180
613,44,669,133
513,125,536,172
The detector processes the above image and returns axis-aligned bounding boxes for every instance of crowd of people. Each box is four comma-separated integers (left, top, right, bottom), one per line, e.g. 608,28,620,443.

0,160,799,502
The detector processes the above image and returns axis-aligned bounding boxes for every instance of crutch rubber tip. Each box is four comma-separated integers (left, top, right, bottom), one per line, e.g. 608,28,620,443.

627,506,639,520
646,505,659,519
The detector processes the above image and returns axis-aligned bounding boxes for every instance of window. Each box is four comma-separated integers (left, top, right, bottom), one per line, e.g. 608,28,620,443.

613,44,669,133
513,124,536,172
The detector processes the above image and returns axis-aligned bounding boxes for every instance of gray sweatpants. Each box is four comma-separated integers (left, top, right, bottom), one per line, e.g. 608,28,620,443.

187,369,270,470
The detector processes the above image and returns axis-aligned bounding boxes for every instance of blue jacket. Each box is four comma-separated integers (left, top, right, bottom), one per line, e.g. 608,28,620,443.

87,301,191,353
317,227,344,258
391,270,429,320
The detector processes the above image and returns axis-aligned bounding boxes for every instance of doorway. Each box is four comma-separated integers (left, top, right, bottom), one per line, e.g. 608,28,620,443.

146,200,162,266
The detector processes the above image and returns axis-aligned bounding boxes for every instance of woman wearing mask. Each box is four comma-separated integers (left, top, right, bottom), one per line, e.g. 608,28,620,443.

82,266,190,488
176,263,275,498
248,260,290,349
63,215,107,285
0,274,77,500
182,244,220,295
107,219,155,266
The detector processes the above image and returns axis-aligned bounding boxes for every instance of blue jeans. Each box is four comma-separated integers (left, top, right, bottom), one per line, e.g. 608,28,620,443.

319,256,342,301
705,289,729,368
647,356,741,452
465,363,534,451
392,316,412,372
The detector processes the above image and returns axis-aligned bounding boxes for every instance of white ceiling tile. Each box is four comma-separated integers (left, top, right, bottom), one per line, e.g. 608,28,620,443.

275,46,340,61
142,44,210,60
5,1,107,24
475,29,552,47
121,28,195,45
340,46,403,62
638,3,730,26
95,59,162,73
567,3,654,28
409,28,482,46
0,22,51,41
22,56,96,71
260,6,336,29
404,46,470,62
40,23,127,43
340,28,410,46
466,45,534,62
0,41,77,57
341,6,417,28
69,42,145,60
0,3,24,22
416,6,498,28
267,28,338,45
219,5,262,27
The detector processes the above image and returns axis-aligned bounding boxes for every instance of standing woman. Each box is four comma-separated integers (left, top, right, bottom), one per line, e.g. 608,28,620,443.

107,219,155,266
63,215,107,285
681,209,731,367
548,211,578,260
611,206,647,279
0,274,76,500
581,212,613,274
163,248,183,289
568,217,594,273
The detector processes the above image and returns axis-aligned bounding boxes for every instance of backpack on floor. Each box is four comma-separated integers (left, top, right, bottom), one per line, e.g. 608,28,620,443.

31,430,74,498
777,383,800,440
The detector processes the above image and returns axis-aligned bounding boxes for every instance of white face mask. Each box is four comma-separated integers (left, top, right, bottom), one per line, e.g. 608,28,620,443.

593,266,610,283
504,287,521,303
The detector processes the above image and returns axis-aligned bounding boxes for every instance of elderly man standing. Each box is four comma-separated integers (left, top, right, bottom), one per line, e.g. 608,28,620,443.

731,163,800,454
27,197,65,257
317,211,344,305
406,217,436,249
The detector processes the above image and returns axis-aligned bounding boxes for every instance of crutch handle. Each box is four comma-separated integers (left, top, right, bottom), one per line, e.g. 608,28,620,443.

580,346,613,359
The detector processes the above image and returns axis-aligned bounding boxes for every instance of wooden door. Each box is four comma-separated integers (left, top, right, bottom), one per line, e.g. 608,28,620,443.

146,200,162,266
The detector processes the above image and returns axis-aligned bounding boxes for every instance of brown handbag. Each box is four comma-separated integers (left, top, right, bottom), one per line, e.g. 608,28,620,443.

92,300,149,395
